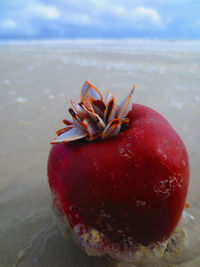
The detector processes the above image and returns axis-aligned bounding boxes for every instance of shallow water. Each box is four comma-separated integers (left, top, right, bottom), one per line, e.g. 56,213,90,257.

0,40,200,266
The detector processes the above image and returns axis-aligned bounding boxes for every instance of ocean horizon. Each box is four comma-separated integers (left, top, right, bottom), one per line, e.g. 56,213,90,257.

0,38,200,53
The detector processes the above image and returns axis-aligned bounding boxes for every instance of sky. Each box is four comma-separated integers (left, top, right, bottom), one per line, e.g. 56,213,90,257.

0,0,200,40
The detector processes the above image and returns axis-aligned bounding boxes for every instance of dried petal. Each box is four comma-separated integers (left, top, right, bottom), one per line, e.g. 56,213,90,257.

70,99,88,119
104,96,115,123
82,103,106,130
69,108,83,126
51,126,87,144
56,126,73,136
88,112,105,130
81,81,103,102
91,99,106,116
83,100,94,113
102,119,122,139
105,91,114,105
115,86,135,119
121,118,129,129
63,119,74,126
82,118,101,140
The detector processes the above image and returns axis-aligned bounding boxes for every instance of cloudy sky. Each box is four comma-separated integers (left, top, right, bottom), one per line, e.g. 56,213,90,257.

0,0,200,40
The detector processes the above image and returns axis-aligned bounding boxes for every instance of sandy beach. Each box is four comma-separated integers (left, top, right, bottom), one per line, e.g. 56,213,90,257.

0,40,200,266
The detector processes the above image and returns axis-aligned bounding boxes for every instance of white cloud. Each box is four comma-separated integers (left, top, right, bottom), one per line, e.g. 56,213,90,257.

61,0,163,28
133,7,161,25
30,4,60,19
0,1,60,36
1,19,17,29
65,13,97,26
16,1,60,20
105,5,163,29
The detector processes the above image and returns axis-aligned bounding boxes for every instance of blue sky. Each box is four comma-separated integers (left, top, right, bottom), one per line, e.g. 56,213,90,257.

0,0,200,40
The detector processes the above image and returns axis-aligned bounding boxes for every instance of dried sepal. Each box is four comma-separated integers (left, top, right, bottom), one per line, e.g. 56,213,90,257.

51,82,135,144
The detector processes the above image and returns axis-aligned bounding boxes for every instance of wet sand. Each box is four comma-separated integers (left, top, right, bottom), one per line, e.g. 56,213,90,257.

0,41,200,266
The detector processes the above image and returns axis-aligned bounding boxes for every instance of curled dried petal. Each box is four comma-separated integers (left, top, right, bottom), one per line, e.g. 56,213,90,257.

81,81,103,102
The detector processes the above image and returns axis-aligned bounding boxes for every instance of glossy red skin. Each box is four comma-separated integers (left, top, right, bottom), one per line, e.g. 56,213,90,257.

48,104,189,245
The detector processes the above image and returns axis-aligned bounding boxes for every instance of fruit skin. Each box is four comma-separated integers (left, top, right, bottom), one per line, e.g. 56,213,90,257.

48,104,189,246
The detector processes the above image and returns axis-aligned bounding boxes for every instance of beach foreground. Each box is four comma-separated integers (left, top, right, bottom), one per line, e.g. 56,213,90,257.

0,41,200,266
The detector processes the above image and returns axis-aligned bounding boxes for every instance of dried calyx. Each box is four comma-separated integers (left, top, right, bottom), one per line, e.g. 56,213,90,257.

51,81,135,144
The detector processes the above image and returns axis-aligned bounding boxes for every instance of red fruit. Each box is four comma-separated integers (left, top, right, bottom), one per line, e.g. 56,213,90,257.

48,101,189,248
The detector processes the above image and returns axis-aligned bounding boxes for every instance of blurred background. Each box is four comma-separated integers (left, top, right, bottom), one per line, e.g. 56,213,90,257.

0,1,200,267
